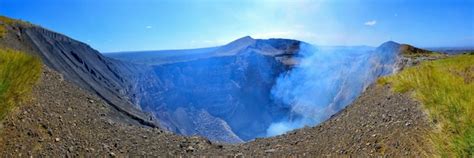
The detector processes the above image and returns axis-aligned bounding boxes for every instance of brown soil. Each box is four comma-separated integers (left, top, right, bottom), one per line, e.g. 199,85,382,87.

0,66,434,157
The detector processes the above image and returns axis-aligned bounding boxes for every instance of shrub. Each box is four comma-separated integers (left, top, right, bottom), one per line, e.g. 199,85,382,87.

0,49,42,120
379,54,474,157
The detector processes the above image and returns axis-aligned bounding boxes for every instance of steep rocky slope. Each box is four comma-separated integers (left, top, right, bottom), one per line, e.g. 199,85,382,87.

135,42,295,142
0,18,157,127
0,67,218,157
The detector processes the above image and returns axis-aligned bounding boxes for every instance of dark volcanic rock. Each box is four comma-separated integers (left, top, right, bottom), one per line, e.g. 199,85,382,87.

0,22,158,127
123,37,302,142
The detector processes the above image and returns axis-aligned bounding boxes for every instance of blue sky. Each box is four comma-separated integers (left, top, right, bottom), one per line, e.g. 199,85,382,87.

1,0,473,52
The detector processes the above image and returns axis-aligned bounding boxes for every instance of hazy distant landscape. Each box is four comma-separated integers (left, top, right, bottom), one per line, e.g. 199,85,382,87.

0,0,472,157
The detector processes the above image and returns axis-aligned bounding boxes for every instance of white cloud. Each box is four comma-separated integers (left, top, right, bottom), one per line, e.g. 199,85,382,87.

364,20,377,26
145,26,152,29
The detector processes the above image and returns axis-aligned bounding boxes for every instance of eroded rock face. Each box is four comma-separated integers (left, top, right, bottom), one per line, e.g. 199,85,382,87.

127,38,302,142
0,23,158,127
108,39,405,143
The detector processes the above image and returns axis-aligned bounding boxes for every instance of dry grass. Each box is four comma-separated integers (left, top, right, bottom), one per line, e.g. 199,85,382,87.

379,54,474,157
0,49,42,120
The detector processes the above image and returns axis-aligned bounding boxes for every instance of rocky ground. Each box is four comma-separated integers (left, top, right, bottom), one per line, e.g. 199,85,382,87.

0,66,434,157
0,67,220,157
218,84,434,157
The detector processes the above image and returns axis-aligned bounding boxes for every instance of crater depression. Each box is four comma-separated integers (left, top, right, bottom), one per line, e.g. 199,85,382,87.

105,36,402,143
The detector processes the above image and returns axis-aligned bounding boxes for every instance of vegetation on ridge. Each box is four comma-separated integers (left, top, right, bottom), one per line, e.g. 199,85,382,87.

398,44,445,59
379,54,474,157
0,49,42,120
0,16,31,38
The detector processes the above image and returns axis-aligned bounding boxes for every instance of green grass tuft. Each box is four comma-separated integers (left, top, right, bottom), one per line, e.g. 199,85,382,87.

0,49,42,120
379,54,474,157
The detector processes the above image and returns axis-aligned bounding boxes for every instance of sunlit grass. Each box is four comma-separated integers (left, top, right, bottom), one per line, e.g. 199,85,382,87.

379,54,474,157
0,49,42,120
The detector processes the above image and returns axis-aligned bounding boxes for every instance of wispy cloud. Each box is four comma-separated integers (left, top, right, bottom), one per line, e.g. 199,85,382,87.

145,25,153,29
364,20,377,26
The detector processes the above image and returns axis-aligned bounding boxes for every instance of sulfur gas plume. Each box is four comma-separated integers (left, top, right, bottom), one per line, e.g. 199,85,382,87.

267,42,400,136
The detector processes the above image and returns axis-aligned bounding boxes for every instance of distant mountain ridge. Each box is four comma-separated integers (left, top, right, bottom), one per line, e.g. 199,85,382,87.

105,36,302,65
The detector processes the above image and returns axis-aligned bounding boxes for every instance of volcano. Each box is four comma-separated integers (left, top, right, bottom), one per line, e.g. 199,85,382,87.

105,37,404,143
1,16,448,157
0,15,406,144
